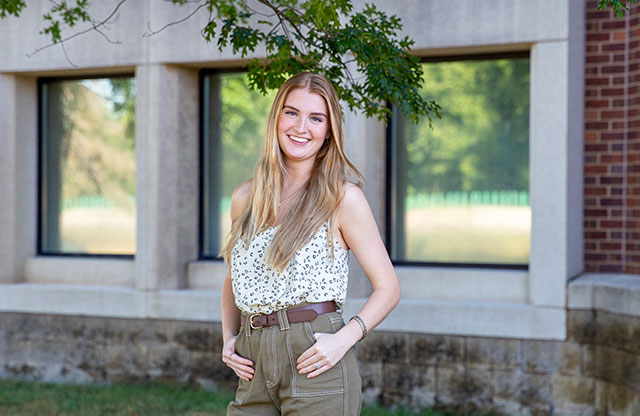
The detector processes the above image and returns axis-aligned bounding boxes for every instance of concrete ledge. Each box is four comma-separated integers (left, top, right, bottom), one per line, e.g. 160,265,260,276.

344,298,566,340
0,283,565,339
0,283,144,318
0,283,221,321
24,256,135,287
568,273,640,318
395,266,528,303
148,289,221,321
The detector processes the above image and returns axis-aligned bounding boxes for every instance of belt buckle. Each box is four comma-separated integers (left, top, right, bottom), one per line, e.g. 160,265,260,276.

249,313,264,329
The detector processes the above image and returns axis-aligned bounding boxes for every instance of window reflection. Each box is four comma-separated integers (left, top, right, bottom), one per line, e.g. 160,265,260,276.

40,77,136,255
202,72,276,258
390,57,530,265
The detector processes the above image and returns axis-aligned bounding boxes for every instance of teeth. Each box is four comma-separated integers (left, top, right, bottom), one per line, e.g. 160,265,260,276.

289,135,310,143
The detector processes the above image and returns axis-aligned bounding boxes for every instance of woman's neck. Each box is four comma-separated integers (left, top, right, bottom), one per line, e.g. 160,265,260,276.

282,158,314,190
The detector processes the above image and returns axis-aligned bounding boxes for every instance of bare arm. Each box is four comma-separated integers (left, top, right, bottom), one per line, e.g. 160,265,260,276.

337,184,401,338
220,180,255,381
297,184,400,377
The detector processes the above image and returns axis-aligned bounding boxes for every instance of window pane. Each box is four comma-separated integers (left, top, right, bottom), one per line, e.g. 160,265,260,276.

390,57,530,265
202,72,277,258
40,77,136,255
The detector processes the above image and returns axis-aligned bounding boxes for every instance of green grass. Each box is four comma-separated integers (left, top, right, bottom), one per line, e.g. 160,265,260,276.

0,379,459,416
0,379,233,416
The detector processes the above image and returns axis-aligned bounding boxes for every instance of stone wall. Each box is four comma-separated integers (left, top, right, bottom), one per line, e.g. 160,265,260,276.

1,301,638,415
0,314,236,391
358,308,639,416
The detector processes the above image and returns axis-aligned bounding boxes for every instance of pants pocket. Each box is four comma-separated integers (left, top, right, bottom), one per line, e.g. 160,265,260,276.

232,327,252,405
288,313,346,397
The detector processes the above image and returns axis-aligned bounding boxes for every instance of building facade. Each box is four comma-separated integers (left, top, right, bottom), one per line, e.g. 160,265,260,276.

0,0,638,414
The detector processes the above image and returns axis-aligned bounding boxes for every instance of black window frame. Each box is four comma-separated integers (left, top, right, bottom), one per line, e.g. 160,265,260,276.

385,51,531,270
198,67,253,262
37,73,136,259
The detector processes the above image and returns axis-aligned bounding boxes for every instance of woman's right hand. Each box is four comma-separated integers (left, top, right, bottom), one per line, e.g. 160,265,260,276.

222,335,255,381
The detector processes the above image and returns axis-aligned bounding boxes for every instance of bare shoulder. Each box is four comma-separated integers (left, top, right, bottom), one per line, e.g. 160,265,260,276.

339,182,370,224
341,182,368,210
230,179,253,222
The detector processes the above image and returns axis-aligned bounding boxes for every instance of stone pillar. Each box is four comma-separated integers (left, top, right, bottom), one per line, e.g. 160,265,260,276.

343,109,387,298
134,65,199,290
529,0,584,308
0,74,38,283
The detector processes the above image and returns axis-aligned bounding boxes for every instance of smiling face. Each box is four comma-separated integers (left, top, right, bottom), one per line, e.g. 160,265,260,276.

277,88,330,165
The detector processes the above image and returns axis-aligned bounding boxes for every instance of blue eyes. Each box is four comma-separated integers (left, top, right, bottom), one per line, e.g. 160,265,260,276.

283,109,324,123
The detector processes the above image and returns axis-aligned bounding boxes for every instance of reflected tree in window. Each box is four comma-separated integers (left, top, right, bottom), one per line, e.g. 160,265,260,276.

202,72,276,258
41,76,136,255
391,57,530,265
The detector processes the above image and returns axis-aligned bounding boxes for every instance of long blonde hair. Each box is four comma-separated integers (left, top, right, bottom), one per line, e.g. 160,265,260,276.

221,72,363,272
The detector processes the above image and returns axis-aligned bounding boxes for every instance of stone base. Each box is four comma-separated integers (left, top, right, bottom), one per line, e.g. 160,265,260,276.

1,306,639,415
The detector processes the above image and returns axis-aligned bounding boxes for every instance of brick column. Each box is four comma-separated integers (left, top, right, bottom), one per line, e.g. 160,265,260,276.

584,1,640,274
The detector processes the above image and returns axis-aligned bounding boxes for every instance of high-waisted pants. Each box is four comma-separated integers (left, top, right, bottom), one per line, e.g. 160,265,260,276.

227,309,362,415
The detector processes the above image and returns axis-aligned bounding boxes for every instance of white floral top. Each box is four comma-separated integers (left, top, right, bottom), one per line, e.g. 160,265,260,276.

230,223,349,315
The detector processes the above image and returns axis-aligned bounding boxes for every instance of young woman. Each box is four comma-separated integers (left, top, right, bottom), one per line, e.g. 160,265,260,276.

220,72,400,415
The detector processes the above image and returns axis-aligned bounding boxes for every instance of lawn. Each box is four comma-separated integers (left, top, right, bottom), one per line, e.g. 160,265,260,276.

0,379,455,415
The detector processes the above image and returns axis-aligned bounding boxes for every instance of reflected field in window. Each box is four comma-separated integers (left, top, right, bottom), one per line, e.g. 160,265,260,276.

40,77,136,255
405,203,530,264
390,56,530,266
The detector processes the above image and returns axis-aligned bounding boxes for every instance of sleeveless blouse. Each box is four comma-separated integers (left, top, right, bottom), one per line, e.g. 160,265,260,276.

230,223,349,315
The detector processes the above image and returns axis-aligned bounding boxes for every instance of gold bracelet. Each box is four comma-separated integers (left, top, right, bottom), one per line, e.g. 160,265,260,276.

349,315,368,341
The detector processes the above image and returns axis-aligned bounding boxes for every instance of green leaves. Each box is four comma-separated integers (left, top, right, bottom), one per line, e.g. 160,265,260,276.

0,0,25,18
40,0,91,43
203,0,440,124
597,0,639,18
2,0,439,123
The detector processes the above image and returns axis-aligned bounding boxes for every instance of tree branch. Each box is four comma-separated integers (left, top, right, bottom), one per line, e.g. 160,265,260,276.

143,1,207,37
27,0,127,58
255,0,355,86
59,37,78,67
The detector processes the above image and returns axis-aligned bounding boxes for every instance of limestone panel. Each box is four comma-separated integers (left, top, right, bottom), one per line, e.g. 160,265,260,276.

382,363,435,393
466,337,520,370
436,365,494,414
359,361,382,406
64,340,106,383
408,333,464,366
357,331,408,364
522,340,582,376
595,310,640,353
607,383,640,416
148,345,192,382
518,374,553,415
105,343,149,382
584,345,640,389
172,321,215,353
567,309,597,344
551,375,596,413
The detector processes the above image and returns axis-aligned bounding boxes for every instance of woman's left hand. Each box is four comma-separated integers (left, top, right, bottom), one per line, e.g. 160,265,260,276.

296,332,351,378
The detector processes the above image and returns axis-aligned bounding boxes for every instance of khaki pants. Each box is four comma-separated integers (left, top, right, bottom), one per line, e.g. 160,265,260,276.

227,309,362,415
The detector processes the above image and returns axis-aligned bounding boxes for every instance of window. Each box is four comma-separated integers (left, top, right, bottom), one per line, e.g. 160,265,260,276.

388,54,530,267
201,71,277,259
39,76,136,256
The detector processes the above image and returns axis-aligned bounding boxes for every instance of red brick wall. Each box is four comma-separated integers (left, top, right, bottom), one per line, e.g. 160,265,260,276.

584,1,640,274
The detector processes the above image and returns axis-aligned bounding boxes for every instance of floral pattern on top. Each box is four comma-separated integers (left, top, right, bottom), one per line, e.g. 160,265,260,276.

230,223,349,315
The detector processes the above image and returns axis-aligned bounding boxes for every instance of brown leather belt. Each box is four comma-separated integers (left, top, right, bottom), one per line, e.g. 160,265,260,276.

241,301,336,329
